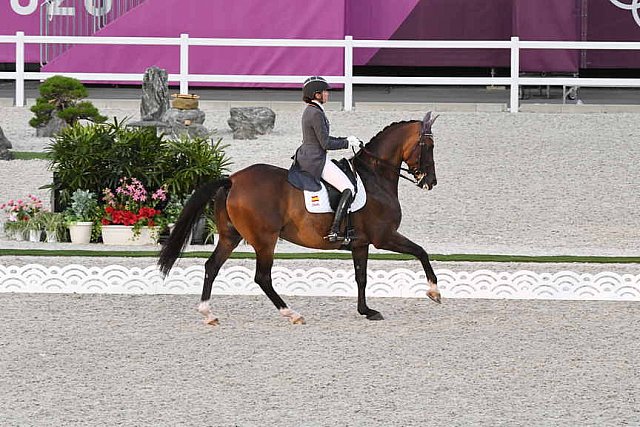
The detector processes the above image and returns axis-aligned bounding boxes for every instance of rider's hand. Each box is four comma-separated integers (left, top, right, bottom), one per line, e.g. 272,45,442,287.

347,135,362,150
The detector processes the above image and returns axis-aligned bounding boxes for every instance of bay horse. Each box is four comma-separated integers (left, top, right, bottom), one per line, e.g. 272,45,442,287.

158,112,441,325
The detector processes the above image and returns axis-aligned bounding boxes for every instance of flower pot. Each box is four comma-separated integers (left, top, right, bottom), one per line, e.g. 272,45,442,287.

29,229,42,242
46,231,58,243
13,230,26,241
171,93,199,110
101,225,158,246
69,221,93,244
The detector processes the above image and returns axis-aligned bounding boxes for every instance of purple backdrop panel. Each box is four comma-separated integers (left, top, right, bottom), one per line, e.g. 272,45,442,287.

513,0,580,73
42,0,346,87
366,0,513,68
586,0,640,68
346,0,420,65
0,1,40,62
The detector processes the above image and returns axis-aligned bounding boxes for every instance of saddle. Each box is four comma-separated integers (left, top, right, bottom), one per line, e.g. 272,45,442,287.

303,159,367,214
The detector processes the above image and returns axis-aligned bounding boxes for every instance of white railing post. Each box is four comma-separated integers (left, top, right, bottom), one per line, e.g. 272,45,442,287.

344,35,353,111
180,33,189,94
15,31,25,107
510,36,520,113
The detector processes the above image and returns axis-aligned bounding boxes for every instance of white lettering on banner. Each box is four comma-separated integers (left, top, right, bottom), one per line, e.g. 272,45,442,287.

10,0,38,15
47,0,75,20
85,0,113,17
609,0,640,28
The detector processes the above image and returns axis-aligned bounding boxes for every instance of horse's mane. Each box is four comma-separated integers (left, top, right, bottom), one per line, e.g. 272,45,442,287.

366,120,420,147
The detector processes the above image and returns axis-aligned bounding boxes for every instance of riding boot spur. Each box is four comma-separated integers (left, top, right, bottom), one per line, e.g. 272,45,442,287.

326,189,353,242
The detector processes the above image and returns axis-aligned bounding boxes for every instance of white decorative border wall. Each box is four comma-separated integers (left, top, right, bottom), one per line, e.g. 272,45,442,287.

0,264,639,301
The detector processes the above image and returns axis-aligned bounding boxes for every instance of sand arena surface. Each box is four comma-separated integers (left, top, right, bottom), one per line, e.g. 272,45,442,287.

1,294,639,425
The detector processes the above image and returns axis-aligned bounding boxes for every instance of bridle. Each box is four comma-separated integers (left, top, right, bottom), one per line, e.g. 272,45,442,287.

355,125,433,186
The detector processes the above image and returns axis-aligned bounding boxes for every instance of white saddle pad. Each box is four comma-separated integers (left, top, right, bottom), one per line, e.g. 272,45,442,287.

303,175,366,214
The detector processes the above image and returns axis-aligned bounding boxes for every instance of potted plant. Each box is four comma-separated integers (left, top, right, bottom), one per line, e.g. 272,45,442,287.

203,209,218,245
0,195,43,241
100,177,166,245
35,211,66,242
64,189,98,244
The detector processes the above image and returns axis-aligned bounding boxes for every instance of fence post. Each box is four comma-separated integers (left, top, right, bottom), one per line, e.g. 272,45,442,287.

510,36,520,113
180,33,189,94
343,35,353,111
15,31,25,107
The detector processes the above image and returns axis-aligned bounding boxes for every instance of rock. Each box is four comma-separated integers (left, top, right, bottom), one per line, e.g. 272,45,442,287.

227,107,276,140
36,115,67,137
0,148,12,160
0,126,12,150
162,108,205,126
161,108,209,138
140,66,170,121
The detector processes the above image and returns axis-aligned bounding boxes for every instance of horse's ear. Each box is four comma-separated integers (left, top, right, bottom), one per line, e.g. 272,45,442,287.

421,112,432,133
430,114,440,126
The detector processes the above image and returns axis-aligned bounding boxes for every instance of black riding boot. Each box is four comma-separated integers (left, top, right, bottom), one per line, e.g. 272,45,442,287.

326,189,353,242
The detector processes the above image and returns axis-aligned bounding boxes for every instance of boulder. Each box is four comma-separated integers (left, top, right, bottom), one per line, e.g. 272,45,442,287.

140,66,170,121
36,115,67,137
0,126,12,149
227,107,276,140
161,108,209,138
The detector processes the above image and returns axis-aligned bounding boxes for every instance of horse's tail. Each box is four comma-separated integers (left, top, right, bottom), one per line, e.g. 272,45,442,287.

158,178,231,277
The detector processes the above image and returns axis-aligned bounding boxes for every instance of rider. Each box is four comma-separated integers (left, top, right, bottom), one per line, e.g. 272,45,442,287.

290,76,361,242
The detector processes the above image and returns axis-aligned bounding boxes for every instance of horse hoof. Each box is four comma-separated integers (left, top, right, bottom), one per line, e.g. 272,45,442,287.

366,312,384,321
427,289,442,304
291,316,306,325
204,317,220,326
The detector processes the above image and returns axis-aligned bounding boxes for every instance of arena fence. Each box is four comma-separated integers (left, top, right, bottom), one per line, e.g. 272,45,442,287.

1,32,640,112
1,264,639,301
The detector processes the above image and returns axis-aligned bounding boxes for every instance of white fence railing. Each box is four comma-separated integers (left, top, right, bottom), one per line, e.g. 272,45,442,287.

2,32,640,112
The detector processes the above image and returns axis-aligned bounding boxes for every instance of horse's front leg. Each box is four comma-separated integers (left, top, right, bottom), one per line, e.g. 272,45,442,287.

374,232,441,304
352,245,383,320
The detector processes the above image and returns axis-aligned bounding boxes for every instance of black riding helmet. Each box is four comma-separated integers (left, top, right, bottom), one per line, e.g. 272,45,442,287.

303,76,330,100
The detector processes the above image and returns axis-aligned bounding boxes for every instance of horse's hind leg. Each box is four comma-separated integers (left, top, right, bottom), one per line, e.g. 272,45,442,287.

352,245,383,320
198,231,242,325
252,235,305,325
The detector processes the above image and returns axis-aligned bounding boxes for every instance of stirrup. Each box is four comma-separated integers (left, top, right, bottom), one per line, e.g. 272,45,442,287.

324,231,344,243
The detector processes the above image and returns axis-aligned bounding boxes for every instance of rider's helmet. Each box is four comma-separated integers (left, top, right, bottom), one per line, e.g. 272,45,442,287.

303,76,330,101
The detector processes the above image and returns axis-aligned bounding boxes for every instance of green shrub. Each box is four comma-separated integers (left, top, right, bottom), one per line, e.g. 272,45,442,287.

45,118,230,210
29,75,106,128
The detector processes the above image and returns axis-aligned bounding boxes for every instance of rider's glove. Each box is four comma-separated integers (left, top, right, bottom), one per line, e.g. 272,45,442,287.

347,135,362,150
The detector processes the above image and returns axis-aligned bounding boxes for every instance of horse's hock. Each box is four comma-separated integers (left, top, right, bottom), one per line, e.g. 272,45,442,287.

227,107,276,140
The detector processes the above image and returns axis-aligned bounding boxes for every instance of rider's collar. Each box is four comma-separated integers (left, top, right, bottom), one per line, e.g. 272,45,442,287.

311,100,325,112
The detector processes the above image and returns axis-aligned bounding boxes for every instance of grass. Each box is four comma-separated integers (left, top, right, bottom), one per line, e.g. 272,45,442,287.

0,248,638,264
11,151,50,160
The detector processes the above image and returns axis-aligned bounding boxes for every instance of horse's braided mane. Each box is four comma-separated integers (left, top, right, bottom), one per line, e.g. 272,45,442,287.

366,120,420,146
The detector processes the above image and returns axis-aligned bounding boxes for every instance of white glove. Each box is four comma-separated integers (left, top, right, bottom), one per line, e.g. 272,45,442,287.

347,135,362,150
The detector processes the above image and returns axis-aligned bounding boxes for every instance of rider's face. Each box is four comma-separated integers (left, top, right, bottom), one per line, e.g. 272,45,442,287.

316,90,329,104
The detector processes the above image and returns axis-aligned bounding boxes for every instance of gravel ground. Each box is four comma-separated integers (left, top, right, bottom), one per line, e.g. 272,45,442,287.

1,293,639,426
2,104,640,257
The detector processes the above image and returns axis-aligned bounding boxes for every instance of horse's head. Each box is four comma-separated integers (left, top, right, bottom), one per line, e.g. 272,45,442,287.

403,112,438,190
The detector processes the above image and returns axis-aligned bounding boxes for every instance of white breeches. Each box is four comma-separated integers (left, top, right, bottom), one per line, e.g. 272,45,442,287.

321,155,355,193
